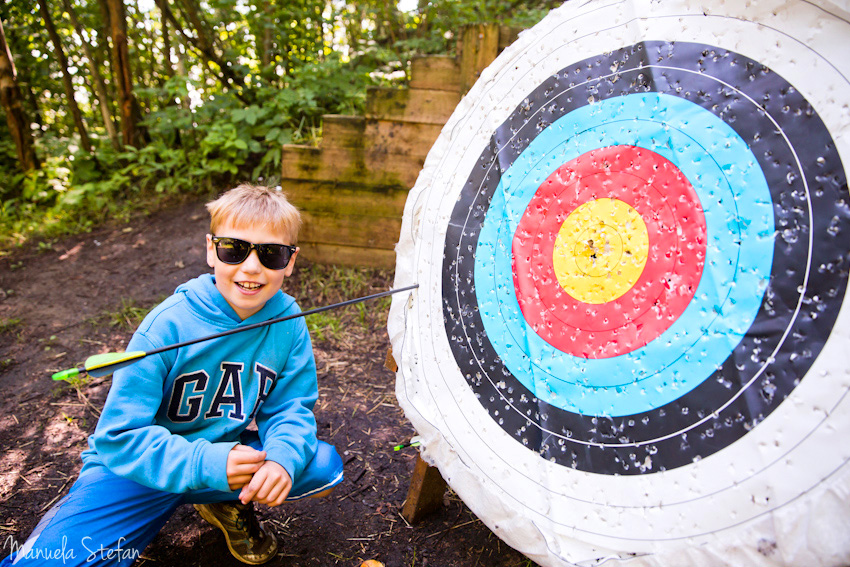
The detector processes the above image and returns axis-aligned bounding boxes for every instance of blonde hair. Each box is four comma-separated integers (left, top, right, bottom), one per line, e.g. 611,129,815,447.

206,184,302,244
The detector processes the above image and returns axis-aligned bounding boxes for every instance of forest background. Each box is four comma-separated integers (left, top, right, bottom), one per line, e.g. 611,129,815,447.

0,0,560,250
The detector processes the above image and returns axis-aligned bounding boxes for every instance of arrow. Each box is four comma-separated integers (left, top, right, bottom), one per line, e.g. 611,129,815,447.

52,284,418,381
392,436,422,451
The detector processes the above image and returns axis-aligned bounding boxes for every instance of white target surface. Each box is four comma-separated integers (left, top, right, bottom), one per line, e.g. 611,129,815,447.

388,1,850,566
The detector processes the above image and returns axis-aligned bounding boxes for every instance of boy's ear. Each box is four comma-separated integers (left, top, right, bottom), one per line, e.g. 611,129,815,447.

206,234,217,269
283,247,299,277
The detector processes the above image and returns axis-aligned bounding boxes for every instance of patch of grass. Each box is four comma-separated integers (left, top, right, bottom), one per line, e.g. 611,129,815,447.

0,317,22,334
355,301,368,328
37,240,55,252
305,312,343,342
292,262,393,309
105,297,162,330
290,262,396,344
62,373,93,390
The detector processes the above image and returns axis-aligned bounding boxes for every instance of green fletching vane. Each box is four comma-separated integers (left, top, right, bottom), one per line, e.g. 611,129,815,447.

84,351,147,378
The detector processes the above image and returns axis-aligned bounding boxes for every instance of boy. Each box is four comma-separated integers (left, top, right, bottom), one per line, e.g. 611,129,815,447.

3,184,343,566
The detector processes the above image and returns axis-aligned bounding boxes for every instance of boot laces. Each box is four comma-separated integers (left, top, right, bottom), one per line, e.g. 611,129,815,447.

235,505,263,541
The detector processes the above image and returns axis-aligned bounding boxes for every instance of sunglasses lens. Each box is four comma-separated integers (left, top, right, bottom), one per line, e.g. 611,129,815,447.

214,238,250,264
258,245,291,270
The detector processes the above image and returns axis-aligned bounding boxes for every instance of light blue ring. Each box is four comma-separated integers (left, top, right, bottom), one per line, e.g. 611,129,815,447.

474,93,774,417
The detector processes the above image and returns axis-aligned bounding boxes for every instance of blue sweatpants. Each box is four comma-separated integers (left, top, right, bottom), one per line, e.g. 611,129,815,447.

1,438,342,566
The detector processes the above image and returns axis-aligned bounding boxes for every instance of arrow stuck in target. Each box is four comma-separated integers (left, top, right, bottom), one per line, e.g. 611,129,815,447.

52,284,419,381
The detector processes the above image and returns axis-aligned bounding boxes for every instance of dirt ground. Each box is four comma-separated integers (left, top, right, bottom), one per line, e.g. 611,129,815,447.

0,197,536,567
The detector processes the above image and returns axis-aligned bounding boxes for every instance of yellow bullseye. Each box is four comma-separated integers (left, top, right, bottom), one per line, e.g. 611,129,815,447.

553,198,649,304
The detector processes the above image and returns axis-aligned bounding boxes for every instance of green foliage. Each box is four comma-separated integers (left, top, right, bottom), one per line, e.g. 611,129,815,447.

0,0,549,249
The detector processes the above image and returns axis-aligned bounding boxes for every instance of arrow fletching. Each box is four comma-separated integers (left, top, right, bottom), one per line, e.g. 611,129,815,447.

83,351,147,378
53,351,147,381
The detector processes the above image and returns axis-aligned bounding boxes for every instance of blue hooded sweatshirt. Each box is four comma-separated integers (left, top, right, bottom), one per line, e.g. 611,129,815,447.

80,274,318,494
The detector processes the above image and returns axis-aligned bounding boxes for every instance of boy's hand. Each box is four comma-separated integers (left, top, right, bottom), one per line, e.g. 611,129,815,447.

226,444,267,491
238,460,292,507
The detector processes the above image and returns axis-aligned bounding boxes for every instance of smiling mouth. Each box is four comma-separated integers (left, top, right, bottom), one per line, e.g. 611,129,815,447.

237,282,263,291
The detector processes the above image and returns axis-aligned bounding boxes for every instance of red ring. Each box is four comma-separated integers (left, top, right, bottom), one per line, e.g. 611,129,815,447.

512,145,707,358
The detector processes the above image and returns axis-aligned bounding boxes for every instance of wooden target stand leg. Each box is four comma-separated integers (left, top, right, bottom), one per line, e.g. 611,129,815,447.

385,348,448,523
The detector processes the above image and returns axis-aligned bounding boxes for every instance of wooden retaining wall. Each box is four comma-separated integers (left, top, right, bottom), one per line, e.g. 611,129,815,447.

281,25,519,268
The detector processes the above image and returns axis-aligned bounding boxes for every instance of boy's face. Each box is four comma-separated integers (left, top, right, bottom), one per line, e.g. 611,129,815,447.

206,221,298,320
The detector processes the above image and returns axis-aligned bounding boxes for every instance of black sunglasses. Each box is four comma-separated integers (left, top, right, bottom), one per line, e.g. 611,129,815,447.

210,235,296,270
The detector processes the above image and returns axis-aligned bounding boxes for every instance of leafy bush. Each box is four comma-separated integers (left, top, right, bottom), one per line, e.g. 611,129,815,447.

0,54,374,249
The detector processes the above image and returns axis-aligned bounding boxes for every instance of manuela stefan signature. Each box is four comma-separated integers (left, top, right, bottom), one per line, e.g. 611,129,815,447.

4,535,141,564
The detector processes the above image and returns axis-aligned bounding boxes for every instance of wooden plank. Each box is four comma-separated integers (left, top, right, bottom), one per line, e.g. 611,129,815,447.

410,55,460,92
365,87,460,124
319,117,441,158
299,210,401,250
321,115,366,149
363,120,443,159
281,144,425,188
296,242,396,269
285,181,409,218
363,150,426,188
402,454,448,524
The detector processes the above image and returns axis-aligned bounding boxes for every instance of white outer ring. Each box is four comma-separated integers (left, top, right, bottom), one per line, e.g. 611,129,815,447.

388,1,850,565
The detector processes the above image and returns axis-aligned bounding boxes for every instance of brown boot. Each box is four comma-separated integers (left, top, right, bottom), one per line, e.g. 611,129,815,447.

195,502,278,565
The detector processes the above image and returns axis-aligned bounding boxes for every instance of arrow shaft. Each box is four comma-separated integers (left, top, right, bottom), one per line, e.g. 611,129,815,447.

52,284,418,380
147,283,417,357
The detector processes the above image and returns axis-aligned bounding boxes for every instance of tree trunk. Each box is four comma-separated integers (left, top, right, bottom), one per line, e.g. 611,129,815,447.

161,10,175,78
173,43,194,119
160,10,182,105
128,5,155,93
174,42,190,85
95,0,120,108
24,82,44,128
37,0,92,152
0,19,39,173
260,2,274,68
62,0,121,151
157,9,181,146
106,0,146,147
155,0,250,102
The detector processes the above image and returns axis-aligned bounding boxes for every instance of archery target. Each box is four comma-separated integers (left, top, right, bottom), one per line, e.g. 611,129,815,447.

388,1,850,566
